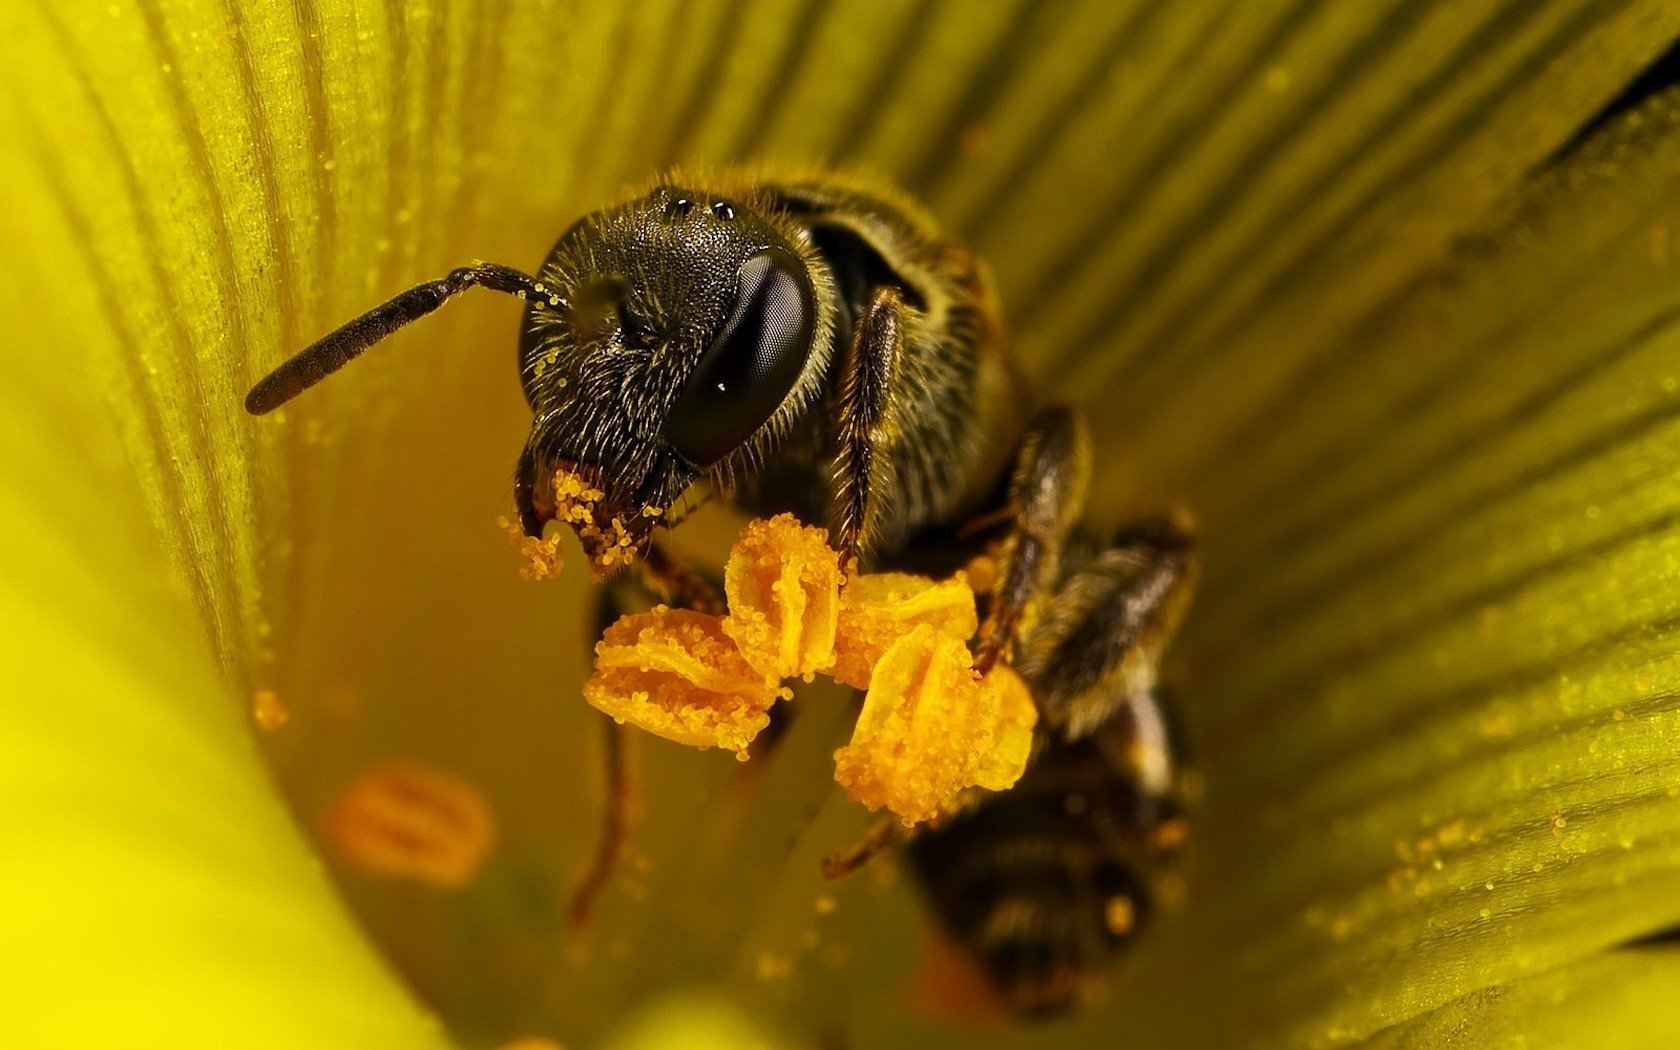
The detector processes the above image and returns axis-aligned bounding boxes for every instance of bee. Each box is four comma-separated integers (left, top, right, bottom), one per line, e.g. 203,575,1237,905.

246,169,1197,1018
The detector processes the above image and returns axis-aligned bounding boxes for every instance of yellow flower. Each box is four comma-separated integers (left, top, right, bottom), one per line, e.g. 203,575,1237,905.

7,1,1680,1048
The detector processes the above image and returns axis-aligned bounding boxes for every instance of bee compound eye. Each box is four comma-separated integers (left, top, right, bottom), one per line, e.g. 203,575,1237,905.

663,247,815,468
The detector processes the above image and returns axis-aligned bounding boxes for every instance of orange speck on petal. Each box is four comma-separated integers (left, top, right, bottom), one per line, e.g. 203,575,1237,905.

323,761,496,890
251,688,290,731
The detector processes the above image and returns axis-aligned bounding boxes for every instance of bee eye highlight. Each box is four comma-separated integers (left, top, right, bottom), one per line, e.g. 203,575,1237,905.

664,248,815,468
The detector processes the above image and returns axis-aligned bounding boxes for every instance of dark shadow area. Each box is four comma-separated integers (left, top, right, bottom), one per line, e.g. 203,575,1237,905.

1547,33,1680,164
1619,924,1680,949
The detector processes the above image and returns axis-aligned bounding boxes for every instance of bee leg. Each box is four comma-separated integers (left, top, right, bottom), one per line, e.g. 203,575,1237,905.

639,539,726,614
830,286,905,567
821,814,909,880
567,551,723,926
567,707,634,927
1017,516,1198,749
973,406,1092,675
567,580,648,928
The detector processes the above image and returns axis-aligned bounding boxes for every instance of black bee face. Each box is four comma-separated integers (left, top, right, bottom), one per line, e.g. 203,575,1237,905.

512,184,832,560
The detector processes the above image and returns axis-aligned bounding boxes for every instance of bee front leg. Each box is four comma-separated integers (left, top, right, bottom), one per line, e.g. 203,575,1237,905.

973,406,1092,675
830,286,905,567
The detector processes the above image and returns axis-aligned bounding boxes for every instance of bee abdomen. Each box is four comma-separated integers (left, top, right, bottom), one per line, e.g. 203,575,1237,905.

907,741,1158,1018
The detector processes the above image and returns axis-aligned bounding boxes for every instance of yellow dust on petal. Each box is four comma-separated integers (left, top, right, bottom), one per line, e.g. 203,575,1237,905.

322,761,497,890
722,513,843,681
496,1040,567,1050
251,688,290,731
831,572,979,690
834,625,995,825
585,607,788,753
972,665,1036,792
499,516,564,581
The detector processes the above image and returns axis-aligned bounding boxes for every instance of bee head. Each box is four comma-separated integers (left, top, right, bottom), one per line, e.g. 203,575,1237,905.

245,180,836,574
512,182,837,564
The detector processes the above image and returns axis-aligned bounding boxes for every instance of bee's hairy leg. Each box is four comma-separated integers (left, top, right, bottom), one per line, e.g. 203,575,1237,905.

1016,516,1198,751
973,406,1092,675
821,814,911,880
830,286,905,567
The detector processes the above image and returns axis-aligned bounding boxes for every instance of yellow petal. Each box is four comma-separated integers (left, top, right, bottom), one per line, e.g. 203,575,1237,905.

0,418,448,1046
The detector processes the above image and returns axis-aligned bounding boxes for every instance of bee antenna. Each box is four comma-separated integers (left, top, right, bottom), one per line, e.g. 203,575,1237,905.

244,262,568,415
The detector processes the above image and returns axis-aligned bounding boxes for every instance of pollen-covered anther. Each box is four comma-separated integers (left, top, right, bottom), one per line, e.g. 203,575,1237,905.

722,513,843,681
584,606,790,754
972,663,1036,792
830,571,979,689
322,760,497,890
833,624,1037,825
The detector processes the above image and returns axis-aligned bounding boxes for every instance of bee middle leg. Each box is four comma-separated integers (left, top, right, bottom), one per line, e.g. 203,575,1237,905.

822,514,1197,883
1017,515,1197,745
973,405,1092,674
568,541,725,926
